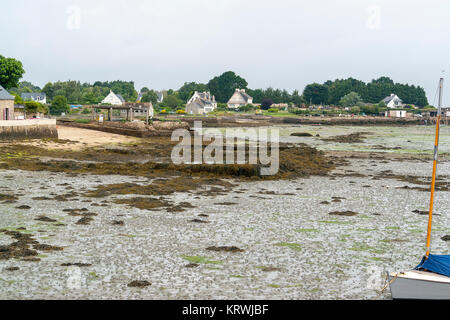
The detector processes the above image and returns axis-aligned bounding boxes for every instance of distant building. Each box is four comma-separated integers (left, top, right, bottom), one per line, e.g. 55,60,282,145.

136,92,144,102
385,110,407,118
227,89,253,109
101,90,125,105
382,94,403,108
0,85,15,120
186,92,217,115
137,91,164,103
157,91,164,103
21,92,47,104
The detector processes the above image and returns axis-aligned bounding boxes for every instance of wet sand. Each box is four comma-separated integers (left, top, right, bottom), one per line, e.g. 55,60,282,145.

1,125,449,299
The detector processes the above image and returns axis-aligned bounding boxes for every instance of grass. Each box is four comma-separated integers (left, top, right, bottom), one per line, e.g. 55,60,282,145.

181,255,222,265
294,228,319,233
319,220,354,225
275,242,302,251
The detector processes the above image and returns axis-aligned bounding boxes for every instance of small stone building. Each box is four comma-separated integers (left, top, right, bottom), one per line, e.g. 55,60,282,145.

0,85,15,120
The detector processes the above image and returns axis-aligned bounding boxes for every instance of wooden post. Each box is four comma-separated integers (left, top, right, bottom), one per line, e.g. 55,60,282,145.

109,108,112,121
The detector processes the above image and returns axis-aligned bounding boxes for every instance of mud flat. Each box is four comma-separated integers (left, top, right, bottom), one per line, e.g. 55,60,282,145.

57,120,190,138
167,115,423,128
0,125,449,299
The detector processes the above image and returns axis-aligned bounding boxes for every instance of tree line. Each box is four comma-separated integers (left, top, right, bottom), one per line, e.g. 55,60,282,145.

303,76,429,107
0,54,430,111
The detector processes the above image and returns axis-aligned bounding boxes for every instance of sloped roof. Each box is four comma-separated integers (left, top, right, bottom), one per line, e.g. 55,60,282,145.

115,93,125,102
21,92,46,100
228,89,252,104
188,97,212,109
0,85,14,100
383,94,402,104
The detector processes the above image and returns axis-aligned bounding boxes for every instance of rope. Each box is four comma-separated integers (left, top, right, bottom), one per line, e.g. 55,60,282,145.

378,273,398,298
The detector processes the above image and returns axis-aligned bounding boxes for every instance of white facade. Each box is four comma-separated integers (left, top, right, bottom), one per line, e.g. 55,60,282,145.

386,110,407,118
101,90,124,105
383,94,403,109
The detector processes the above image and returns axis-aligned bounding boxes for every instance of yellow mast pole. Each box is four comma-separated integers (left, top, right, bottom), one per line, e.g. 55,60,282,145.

426,77,444,257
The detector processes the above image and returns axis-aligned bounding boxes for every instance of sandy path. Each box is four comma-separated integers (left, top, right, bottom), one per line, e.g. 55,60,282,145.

58,125,141,146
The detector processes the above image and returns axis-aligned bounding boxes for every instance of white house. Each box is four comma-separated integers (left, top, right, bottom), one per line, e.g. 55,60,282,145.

21,93,47,104
382,94,403,108
185,91,217,115
227,89,253,109
101,90,125,105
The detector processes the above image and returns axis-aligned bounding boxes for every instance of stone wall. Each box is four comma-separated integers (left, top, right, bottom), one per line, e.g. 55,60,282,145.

0,100,14,120
0,119,58,140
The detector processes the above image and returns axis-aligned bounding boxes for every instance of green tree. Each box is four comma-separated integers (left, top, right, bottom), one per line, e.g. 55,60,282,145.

178,82,208,101
163,94,183,109
50,95,69,115
326,78,366,105
140,87,150,94
303,83,328,105
24,101,48,114
261,99,274,110
207,71,248,103
0,55,25,89
141,90,159,104
339,92,363,107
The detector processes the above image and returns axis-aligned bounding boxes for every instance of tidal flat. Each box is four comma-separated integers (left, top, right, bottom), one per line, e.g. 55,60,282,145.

0,125,449,299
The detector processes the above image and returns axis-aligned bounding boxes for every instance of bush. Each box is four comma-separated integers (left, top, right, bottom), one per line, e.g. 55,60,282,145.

81,108,92,114
176,109,186,114
261,99,273,110
50,95,69,115
237,104,254,112
217,103,228,110
24,101,48,114
290,109,311,115
268,108,279,113
349,106,360,114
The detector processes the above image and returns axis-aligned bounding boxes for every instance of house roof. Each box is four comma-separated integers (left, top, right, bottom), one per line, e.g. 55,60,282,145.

0,85,14,100
115,93,125,102
188,97,213,109
21,92,46,100
383,94,402,104
228,89,252,104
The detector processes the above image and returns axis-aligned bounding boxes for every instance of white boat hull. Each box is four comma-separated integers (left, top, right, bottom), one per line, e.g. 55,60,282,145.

388,270,450,300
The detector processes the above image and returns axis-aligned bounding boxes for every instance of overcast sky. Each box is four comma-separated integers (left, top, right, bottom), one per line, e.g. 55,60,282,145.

2,0,450,103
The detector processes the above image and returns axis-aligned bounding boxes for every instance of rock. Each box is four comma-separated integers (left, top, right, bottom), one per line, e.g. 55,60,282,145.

329,211,358,216
206,246,244,253
127,280,151,288
290,132,313,137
